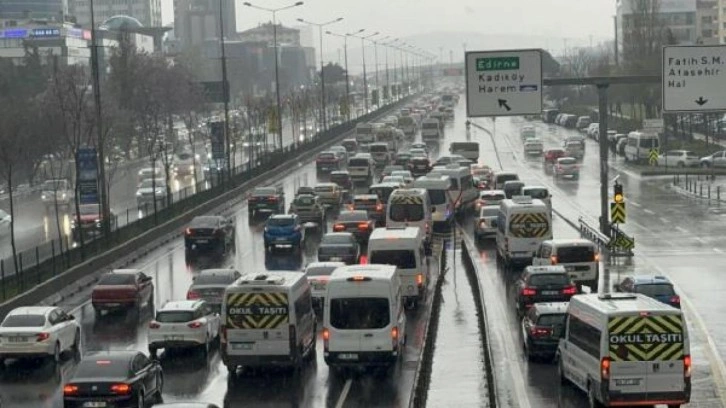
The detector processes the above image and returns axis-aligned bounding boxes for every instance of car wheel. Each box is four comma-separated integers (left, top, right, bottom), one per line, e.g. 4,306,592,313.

154,374,163,403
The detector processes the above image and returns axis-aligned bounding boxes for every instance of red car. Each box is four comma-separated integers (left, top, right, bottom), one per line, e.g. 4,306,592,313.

91,269,154,317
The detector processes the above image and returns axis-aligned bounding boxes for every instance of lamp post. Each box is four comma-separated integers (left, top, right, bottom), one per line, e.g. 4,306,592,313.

372,35,388,108
350,31,378,114
327,29,363,120
296,17,343,132
243,1,304,150
217,0,232,180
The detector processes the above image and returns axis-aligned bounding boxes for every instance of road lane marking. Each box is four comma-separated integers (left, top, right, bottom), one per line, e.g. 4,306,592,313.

695,237,707,244
335,379,352,408
629,201,641,208
676,226,689,234
659,217,669,223
714,248,723,253
643,208,655,215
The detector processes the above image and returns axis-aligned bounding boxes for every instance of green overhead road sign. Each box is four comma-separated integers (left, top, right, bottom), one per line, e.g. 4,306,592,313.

610,202,626,224
476,57,520,71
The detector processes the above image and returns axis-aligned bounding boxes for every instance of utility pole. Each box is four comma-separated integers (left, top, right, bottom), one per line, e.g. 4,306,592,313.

218,0,231,180
89,0,109,236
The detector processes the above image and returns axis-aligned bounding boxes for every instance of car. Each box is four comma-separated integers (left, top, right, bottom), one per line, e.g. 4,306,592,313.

137,166,163,184
263,214,304,252
470,164,492,178
475,206,499,241
148,300,221,358
329,170,353,194
699,150,726,167
332,210,375,243
394,152,413,167
317,232,360,264
553,157,579,179
296,186,316,196
657,150,700,167
63,351,163,408
350,194,385,226
341,138,358,153
543,148,566,167
616,275,681,308
408,156,431,177
0,306,80,365
520,125,536,140
329,146,349,164
314,183,344,208
380,175,406,187
92,269,154,317
248,185,285,218
288,194,326,230
71,203,116,241
347,154,375,183
136,178,167,210
390,170,414,185
575,116,591,130
585,123,600,138
609,133,628,153
616,136,628,156
409,148,428,158
173,152,197,177
304,261,346,311
514,265,577,316
380,165,405,182
523,138,544,156
316,151,343,172
184,215,235,260
434,154,467,167
520,302,568,361
186,269,242,311
41,179,72,209
411,142,428,153
503,180,525,199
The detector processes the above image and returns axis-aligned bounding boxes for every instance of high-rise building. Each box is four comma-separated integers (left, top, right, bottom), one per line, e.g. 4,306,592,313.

173,0,236,49
238,22,300,46
697,0,719,44
0,0,69,22
70,0,162,28
616,0,697,53
719,0,726,43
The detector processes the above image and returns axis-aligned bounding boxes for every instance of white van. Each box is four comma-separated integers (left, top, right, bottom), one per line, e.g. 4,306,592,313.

369,142,391,167
386,188,433,247
221,272,316,372
492,171,520,190
355,123,377,147
531,239,599,292
428,164,477,214
421,118,442,141
412,175,455,229
558,293,691,408
449,142,480,162
624,131,660,163
368,227,428,308
347,154,374,183
323,264,406,370
496,196,553,267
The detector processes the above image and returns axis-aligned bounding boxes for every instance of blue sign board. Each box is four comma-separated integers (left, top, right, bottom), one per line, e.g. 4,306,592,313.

209,121,226,161
76,147,99,205
68,28,83,38
31,28,60,38
1,29,28,39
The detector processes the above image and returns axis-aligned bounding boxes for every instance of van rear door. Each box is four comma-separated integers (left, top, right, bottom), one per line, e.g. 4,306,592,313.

225,291,290,356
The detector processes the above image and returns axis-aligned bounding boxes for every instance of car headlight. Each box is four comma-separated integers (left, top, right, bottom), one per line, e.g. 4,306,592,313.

264,227,268,233
61,193,66,199
41,194,47,200
136,191,142,197
156,189,163,194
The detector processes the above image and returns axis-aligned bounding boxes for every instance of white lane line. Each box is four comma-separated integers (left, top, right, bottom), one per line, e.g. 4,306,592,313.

659,217,669,224
335,379,353,408
695,237,707,244
675,226,689,234
714,248,723,253
629,201,642,208
643,208,655,215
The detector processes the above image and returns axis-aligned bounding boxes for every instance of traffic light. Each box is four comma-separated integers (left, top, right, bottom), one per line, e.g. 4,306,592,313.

613,183,624,203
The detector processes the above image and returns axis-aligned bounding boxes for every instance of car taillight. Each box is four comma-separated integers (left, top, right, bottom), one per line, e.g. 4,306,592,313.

358,222,369,231
359,255,368,264
529,326,552,338
333,224,345,232
391,326,399,350
187,290,200,300
594,253,600,262
601,357,611,380
188,321,203,329
550,255,558,265
376,203,383,212
36,332,50,342
684,354,692,378
416,274,423,286
63,384,79,396
148,321,160,329
479,220,487,229
562,285,577,295
110,383,132,395
521,287,537,296
268,196,277,201
185,228,192,236
671,295,681,305
322,327,330,350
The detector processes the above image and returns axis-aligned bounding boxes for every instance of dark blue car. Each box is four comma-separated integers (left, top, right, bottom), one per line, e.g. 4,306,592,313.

264,214,304,252
617,275,680,309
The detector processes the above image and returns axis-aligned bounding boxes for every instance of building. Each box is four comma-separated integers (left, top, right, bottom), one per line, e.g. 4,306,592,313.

616,0,697,55
238,22,300,46
719,0,726,43
173,0,235,49
293,24,313,48
70,0,161,28
697,0,719,44
0,0,69,22
0,22,91,65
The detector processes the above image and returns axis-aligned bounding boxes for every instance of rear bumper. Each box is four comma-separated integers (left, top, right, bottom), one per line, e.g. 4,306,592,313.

64,395,135,408
318,254,357,264
324,351,398,367
316,163,340,171
525,337,559,356
0,343,55,357
92,299,137,310
605,389,690,406
264,233,302,246
222,348,295,367
149,337,206,349
185,238,224,251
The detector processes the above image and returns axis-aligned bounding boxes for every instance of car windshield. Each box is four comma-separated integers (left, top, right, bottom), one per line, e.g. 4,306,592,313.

389,203,424,222
156,311,195,323
330,298,390,329
194,273,236,285
75,358,130,378
349,158,369,166
369,250,417,269
523,188,548,199
267,217,295,227
139,180,165,189
428,189,447,205
338,212,368,222
321,235,353,245
537,313,567,327
557,246,595,263
480,207,498,217
2,314,46,327
370,146,388,153
636,283,676,297
305,265,339,277
190,216,219,228
559,158,577,165
98,273,136,285
79,204,101,215
529,273,569,286
43,180,66,190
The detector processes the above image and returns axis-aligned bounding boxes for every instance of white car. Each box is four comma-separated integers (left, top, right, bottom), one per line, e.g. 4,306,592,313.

0,306,80,364
0,209,11,236
390,170,414,185
304,261,346,310
136,178,167,209
658,150,700,167
137,166,163,184
173,152,197,177
148,300,220,358
40,179,72,208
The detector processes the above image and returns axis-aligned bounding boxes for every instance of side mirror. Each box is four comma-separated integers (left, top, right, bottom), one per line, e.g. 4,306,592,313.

68,315,76,320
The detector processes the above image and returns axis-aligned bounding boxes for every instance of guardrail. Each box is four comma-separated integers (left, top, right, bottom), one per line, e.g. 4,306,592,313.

672,173,726,203
578,217,634,257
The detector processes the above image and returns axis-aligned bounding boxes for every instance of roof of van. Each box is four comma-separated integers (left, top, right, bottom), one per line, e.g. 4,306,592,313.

543,238,595,247
369,226,422,241
413,175,452,187
390,188,427,196
330,264,398,281
500,197,547,209
569,293,682,315
232,272,305,288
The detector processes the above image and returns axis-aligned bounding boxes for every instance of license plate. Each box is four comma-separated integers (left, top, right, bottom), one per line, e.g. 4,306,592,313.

330,257,342,261
565,266,575,272
232,342,254,350
164,335,182,341
83,402,107,408
339,353,358,360
276,237,287,241
105,303,120,307
542,290,558,295
615,378,641,386
195,239,209,244
313,283,326,290
8,337,26,343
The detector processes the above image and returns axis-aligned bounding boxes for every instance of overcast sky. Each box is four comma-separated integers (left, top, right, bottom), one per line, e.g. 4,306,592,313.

162,0,617,48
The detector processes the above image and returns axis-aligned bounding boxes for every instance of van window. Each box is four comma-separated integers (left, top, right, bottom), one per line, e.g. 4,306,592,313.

636,283,675,297
349,158,370,167
529,273,569,286
639,137,658,148
427,189,447,205
389,202,424,222
330,298,390,329
496,174,519,185
523,188,549,200
370,145,388,153
556,246,595,263
370,250,417,269
567,315,601,358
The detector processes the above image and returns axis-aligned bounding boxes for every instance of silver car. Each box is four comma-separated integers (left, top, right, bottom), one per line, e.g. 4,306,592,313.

475,206,499,241
187,269,242,311
304,261,346,310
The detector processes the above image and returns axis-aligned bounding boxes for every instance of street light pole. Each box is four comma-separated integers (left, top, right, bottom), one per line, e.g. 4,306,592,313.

89,0,109,236
352,31,377,114
243,1,304,150
296,17,343,132
327,29,362,120
218,0,231,179
373,36,387,108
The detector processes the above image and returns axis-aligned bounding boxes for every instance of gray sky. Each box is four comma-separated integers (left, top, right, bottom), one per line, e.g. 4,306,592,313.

162,0,616,46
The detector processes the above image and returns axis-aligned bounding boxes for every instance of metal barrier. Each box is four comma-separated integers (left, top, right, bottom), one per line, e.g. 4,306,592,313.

578,217,610,247
578,217,634,257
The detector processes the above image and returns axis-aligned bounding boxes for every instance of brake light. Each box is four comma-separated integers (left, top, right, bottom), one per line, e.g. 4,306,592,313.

323,327,329,350
684,354,692,378
268,196,277,201
333,224,345,232
601,357,611,380
185,228,192,236
188,321,203,329
148,321,160,329
670,295,681,305
594,253,600,262
521,287,537,296
359,255,368,264
376,203,383,212
110,383,132,395
529,326,552,338
479,220,487,229
550,255,558,265
36,332,50,342
562,285,577,295
416,274,423,286
63,384,79,396
187,290,200,300
358,222,369,230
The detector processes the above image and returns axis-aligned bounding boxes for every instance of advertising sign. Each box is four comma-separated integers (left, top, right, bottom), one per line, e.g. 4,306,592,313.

209,121,225,161
76,147,99,204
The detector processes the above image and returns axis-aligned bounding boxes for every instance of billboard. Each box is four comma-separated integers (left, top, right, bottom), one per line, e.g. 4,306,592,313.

76,147,99,204
209,121,226,161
